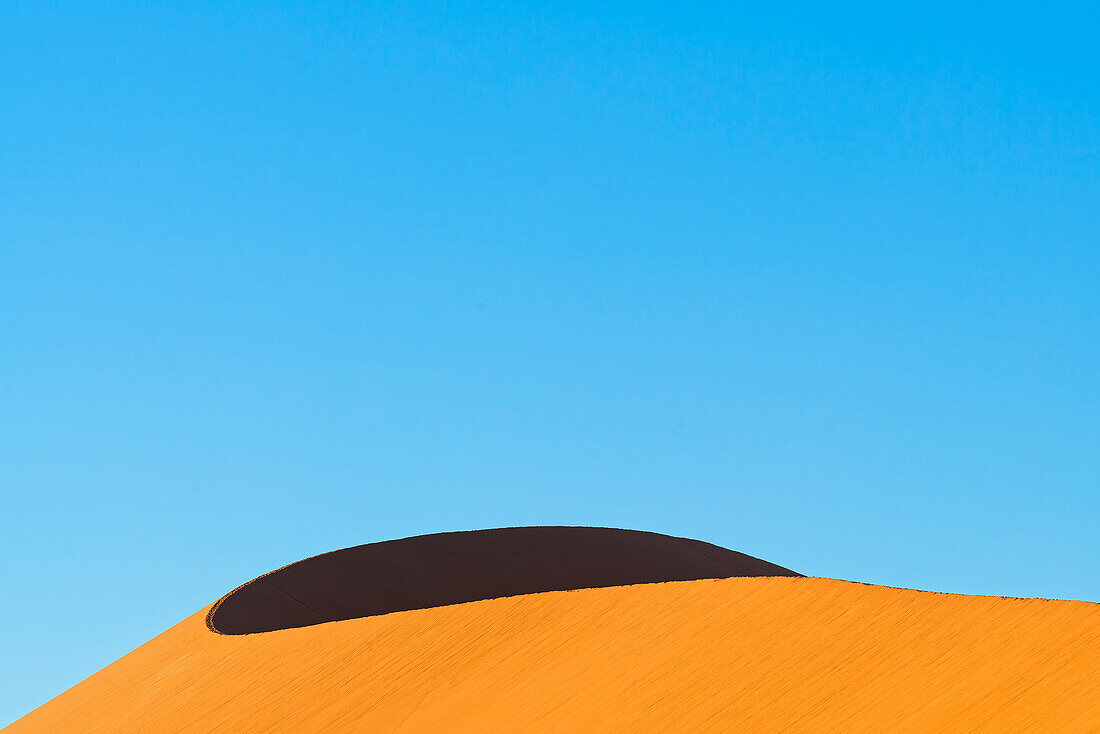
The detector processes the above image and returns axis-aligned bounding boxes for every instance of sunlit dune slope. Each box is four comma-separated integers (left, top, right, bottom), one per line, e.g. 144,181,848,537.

9,576,1100,732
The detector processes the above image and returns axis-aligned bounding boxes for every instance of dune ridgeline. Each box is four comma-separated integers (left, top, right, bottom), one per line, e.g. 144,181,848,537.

7,527,1100,732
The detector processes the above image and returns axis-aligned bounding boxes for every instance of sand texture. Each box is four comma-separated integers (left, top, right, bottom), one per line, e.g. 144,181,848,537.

8,576,1100,732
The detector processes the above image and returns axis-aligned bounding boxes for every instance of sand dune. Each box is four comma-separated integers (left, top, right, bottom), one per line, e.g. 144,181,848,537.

8,530,1100,732
209,527,799,634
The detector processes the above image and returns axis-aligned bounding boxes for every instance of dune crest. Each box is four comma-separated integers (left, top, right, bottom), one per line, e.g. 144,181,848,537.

9,530,1100,732
207,526,799,634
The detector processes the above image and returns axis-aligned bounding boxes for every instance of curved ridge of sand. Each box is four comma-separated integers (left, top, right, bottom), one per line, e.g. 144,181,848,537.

207,526,800,634
9,576,1100,732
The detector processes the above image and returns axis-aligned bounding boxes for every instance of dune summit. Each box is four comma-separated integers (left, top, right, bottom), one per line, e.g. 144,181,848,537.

8,527,1100,732
207,526,800,634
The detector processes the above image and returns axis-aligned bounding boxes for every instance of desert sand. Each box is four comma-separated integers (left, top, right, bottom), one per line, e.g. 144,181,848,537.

7,529,1100,732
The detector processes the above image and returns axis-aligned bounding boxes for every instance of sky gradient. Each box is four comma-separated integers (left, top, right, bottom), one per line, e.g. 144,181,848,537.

3,0,1099,725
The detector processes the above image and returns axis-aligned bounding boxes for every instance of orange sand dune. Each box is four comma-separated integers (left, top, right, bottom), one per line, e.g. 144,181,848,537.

8,576,1100,732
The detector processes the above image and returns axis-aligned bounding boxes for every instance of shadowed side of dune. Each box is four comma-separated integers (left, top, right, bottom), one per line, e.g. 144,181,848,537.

207,526,800,634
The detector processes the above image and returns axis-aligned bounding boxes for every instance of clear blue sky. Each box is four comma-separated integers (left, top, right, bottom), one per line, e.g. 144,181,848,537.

3,0,1098,724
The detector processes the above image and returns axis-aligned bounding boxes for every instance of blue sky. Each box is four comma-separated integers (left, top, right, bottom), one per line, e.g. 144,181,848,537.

2,0,1098,724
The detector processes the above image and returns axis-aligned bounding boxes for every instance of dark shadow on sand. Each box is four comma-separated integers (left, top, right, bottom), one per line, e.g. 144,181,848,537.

207,526,800,635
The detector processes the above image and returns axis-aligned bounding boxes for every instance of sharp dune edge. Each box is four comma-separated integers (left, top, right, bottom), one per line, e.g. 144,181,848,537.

8,535,1100,732
207,527,800,634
